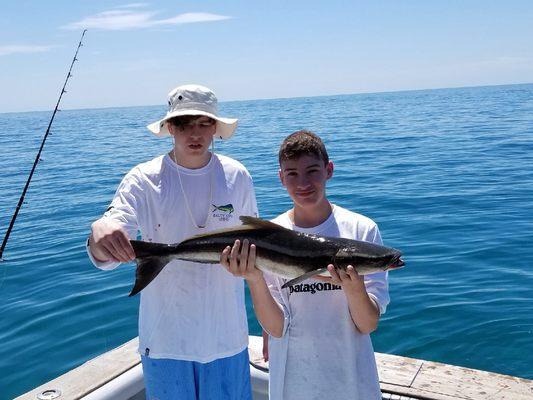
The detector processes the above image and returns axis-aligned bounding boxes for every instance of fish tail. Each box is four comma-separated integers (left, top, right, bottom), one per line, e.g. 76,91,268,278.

129,256,170,296
129,240,175,296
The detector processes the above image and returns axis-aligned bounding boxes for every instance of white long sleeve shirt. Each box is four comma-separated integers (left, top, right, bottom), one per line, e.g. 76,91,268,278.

88,153,258,362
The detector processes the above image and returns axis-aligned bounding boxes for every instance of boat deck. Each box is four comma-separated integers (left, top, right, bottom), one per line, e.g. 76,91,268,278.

18,336,533,400
251,336,533,400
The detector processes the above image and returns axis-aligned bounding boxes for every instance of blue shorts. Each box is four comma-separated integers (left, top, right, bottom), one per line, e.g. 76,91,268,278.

141,348,252,400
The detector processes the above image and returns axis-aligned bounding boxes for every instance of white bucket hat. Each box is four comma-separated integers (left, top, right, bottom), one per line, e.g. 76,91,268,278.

147,84,238,139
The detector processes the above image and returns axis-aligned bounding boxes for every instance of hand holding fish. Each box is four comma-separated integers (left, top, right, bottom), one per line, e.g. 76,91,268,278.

89,218,135,263
315,264,366,293
220,239,263,284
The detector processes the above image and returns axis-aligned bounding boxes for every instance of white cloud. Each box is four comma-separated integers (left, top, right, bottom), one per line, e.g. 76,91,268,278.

63,9,231,31
0,45,53,57
115,3,150,9
155,13,232,25
64,10,156,30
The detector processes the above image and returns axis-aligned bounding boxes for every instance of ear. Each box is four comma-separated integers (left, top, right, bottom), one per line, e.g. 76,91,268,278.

326,161,334,179
167,121,177,136
278,168,286,187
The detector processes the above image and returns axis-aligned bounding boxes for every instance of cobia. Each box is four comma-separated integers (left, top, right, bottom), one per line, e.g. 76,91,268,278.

128,216,404,296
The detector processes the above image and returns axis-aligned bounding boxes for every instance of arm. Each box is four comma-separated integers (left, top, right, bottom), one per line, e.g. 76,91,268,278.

317,265,379,334
262,329,269,362
315,222,390,333
220,239,285,338
88,217,135,263
87,170,142,268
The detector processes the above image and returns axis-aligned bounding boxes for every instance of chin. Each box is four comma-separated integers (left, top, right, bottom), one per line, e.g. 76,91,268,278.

295,197,320,208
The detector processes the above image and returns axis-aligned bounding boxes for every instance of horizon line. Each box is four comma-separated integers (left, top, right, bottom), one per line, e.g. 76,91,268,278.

1,81,532,115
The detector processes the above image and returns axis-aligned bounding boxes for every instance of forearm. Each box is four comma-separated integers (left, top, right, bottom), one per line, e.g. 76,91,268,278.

345,288,380,334
247,277,285,338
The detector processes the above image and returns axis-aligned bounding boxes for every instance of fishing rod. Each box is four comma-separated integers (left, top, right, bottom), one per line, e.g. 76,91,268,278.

0,29,87,260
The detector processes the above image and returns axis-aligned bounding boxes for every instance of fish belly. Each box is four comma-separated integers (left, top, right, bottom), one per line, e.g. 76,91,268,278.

255,255,316,280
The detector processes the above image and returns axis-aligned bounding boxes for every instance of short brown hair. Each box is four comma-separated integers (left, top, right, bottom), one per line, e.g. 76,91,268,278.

167,115,215,128
278,130,329,165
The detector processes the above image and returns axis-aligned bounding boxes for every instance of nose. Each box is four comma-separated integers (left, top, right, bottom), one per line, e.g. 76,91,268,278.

189,124,202,138
296,174,311,189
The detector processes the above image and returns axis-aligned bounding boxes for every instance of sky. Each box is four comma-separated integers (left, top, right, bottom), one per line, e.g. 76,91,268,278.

1,0,533,112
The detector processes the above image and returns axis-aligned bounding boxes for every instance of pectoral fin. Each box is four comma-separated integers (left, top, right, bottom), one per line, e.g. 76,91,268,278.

281,268,328,289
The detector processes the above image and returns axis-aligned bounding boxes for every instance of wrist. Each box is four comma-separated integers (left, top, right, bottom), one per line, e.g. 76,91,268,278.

343,282,368,298
246,274,266,288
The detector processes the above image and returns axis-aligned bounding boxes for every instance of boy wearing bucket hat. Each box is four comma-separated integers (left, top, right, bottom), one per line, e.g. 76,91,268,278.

87,84,257,399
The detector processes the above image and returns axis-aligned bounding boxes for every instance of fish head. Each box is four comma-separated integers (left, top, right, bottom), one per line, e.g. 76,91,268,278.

334,246,404,275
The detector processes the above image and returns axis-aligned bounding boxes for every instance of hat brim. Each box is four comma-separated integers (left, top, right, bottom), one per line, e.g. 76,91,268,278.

147,110,238,139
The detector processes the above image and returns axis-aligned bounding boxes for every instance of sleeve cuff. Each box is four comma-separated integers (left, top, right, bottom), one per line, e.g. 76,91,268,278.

86,238,120,270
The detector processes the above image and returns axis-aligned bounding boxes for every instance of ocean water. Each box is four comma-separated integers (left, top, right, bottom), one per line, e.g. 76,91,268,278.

1,84,532,399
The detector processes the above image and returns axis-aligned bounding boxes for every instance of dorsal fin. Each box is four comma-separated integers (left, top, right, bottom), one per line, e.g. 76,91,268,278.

239,216,286,230
183,224,258,241
178,216,284,243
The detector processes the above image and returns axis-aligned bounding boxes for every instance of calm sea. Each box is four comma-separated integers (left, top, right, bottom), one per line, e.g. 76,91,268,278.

1,84,532,399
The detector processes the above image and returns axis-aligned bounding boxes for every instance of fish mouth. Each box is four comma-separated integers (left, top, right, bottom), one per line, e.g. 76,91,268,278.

389,255,405,269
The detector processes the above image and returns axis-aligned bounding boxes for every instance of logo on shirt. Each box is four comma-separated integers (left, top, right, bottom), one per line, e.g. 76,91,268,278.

288,282,342,295
212,204,234,214
212,203,235,222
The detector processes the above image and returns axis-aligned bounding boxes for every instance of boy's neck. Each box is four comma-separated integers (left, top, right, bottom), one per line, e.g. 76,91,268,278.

170,150,212,169
290,199,333,228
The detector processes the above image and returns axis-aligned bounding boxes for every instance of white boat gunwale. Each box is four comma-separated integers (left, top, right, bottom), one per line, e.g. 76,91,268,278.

17,336,533,400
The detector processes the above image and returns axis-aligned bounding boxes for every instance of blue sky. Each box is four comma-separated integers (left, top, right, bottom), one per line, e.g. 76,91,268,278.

1,1,533,112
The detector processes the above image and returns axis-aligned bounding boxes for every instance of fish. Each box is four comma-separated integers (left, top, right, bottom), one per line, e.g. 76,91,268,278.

212,204,234,214
128,216,404,296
